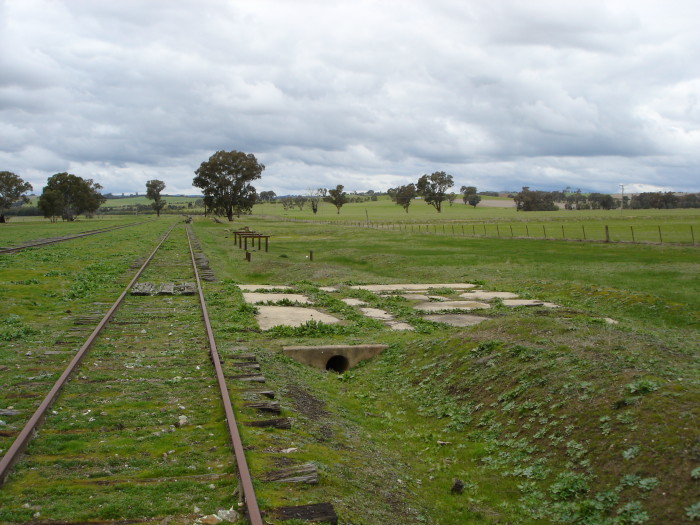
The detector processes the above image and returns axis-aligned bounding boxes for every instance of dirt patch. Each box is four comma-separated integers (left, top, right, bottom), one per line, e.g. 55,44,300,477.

285,384,329,421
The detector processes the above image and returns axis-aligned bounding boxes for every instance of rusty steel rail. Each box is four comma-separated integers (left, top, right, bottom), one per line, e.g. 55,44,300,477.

186,225,264,525
0,221,149,255
0,223,176,484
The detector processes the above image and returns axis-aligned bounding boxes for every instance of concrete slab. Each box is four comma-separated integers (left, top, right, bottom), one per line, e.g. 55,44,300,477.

360,307,395,321
401,294,448,301
387,321,415,331
341,298,367,306
156,283,175,295
243,292,312,304
239,285,294,291
319,286,339,292
351,283,477,292
459,291,519,300
415,301,491,312
359,307,414,331
423,314,490,327
256,306,341,330
502,299,544,307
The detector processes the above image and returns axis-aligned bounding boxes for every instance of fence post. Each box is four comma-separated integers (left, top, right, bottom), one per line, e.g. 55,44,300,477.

631,226,635,243
605,225,610,243
496,224,501,237
543,225,546,239
526,224,529,237
582,225,586,240
309,250,313,261
658,226,662,244
561,225,565,239
510,225,514,237
691,225,696,245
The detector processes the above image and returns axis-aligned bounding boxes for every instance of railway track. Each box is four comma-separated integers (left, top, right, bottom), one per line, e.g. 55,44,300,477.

0,222,333,524
0,221,149,255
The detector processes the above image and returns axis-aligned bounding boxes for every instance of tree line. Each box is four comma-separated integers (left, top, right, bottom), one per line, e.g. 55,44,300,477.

512,187,700,211
3,152,698,223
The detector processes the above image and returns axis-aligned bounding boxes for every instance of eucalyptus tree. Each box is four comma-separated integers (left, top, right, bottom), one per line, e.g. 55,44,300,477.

325,185,348,214
416,171,454,212
193,150,264,221
0,171,33,223
145,179,166,216
38,172,105,221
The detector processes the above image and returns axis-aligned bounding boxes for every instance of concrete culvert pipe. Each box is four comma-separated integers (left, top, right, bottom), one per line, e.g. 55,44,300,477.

326,355,350,373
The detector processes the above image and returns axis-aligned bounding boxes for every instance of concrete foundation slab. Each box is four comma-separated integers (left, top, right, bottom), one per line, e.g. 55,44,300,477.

360,307,414,331
239,284,294,291
243,293,312,304
283,344,388,371
256,306,341,330
387,321,414,331
415,301,491,312
360,307,395,320
459,291,519,300
423,314,490,327
341,298,366,306
401,294,448,301
351,283,477,292
502,299,544,307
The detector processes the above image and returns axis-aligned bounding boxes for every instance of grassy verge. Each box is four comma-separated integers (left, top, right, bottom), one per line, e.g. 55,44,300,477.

191,215,698,524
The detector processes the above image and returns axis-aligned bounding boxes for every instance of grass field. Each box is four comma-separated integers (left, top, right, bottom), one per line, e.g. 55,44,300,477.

0,217,149,247
191,215,698,523
1,209,698,523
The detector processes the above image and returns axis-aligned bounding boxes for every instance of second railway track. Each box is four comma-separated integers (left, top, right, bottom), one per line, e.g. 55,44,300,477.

0,222,275,523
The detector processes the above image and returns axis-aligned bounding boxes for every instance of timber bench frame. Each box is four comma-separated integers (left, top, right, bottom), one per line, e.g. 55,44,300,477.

233,230,270,252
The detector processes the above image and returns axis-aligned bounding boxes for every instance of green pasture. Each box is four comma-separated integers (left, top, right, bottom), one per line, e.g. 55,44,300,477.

192,215,699,523
100,195,200,207
0,217,150,247
1,215,698,523
254,198,700,244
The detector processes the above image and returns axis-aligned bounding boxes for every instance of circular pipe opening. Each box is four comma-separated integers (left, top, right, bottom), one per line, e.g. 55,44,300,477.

326,355,350,373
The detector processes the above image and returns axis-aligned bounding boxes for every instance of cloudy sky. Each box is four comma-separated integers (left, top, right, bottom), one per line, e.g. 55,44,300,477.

1,0,698,196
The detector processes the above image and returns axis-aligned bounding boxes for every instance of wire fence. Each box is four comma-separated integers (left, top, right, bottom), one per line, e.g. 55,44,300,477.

276,217,698,245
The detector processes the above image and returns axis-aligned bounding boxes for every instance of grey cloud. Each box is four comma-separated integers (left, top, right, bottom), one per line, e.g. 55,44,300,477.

0,0,698,195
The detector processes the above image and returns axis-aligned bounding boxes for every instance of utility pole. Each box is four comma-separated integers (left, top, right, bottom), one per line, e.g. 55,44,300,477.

619,184,625,215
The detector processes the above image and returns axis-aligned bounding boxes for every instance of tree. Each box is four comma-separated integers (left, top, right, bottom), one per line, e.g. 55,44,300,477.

259,190,277,203
37,189,63,222
0,171,33,223
280,196,295,211
325,185,347,214
460,185,477,205
38,172,105,221
416,171,454,213
389,183,417,213
308,188,324,214
513,187,558,211
447,192,457,206
294,196,307,211
192,150,264,221
145,179,166,217
467,194,482,208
